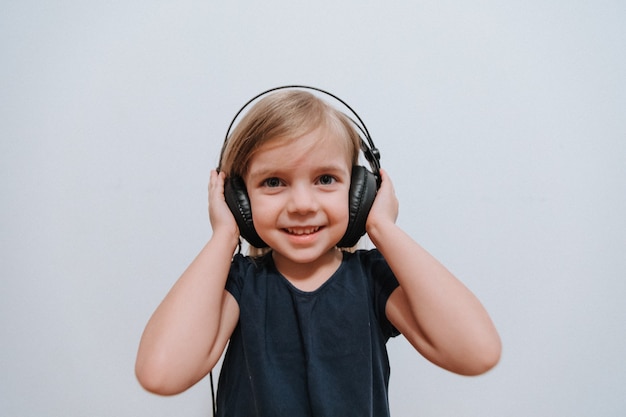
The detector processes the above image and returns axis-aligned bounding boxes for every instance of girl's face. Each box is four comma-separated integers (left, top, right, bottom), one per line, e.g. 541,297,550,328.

244,126,352,272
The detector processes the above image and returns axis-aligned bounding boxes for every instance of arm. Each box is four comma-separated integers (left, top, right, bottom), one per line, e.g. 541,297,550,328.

135,171,240,395
366,170,501,375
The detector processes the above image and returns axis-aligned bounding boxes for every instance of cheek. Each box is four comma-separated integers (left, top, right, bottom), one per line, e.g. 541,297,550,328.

249,194,277,223
329,193,351,224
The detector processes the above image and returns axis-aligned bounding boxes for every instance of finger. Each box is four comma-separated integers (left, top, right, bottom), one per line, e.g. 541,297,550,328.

378,169,395,193
209,170,225,193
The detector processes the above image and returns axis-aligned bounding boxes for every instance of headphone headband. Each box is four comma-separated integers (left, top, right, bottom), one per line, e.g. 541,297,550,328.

218,85,381,179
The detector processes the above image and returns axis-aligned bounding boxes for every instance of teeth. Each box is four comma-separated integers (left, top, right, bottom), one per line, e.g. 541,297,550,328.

286,227,320,235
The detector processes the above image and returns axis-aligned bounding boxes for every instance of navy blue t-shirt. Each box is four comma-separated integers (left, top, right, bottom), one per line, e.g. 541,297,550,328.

216,249,400,417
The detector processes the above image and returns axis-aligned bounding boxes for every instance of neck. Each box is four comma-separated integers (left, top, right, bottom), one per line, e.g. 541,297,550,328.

272,248,343,292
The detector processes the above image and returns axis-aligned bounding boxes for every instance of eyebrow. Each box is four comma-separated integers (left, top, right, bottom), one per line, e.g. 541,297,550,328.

247,163,350,181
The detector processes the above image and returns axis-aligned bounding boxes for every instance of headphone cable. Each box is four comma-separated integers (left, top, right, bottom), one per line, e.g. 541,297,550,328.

210,371,217,417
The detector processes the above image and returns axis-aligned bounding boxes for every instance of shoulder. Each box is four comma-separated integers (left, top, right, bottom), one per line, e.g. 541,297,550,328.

229,252,273,273
226,253,271,300
346,248,392,275
343,249,398,290
231,252,263,269
344,248,382,262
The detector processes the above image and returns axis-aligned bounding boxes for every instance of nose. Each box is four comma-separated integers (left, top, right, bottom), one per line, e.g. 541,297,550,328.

287,183,319,214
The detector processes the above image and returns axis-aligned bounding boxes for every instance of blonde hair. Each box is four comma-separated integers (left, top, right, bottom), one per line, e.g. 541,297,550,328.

219,90,361,178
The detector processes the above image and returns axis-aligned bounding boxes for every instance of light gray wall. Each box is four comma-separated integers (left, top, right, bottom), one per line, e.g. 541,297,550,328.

2,1,625,416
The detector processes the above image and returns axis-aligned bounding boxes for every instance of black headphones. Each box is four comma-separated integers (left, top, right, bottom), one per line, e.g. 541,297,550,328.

218,85,381,248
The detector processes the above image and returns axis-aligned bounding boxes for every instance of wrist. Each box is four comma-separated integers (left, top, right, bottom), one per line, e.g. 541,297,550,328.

365,218,397,246
210,227,240,251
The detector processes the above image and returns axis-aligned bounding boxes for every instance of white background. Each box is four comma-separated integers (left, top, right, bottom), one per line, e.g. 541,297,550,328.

2,1,625,416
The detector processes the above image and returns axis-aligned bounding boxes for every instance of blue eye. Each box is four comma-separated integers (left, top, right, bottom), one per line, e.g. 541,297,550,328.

263,177,282,188
319,175,335,185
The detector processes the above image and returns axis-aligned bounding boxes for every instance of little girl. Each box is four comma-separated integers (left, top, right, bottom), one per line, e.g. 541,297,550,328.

135,87,501,416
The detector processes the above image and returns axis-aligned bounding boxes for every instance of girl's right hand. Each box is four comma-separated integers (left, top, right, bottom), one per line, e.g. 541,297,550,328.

136,171,242,395
208,170,240,240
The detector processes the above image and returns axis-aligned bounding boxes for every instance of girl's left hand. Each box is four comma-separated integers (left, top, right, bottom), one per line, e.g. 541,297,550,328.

366,169,399,233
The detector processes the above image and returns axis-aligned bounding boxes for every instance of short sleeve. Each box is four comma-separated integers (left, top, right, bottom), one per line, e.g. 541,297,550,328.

358,249,401,339
224,253,249,303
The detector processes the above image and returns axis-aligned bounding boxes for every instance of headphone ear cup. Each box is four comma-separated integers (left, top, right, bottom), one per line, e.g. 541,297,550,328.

223,176,268,248
338,165,378,248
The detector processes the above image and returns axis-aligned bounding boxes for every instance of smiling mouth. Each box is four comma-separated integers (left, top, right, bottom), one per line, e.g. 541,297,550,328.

284,226,321,236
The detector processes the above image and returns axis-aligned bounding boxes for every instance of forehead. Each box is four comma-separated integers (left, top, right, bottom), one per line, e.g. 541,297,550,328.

248,126,352,174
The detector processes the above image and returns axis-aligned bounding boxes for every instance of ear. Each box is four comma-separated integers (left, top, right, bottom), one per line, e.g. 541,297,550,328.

223,176,268,248
337,166,378,247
